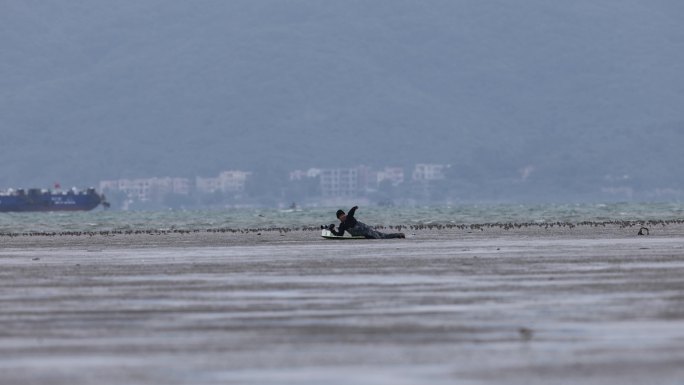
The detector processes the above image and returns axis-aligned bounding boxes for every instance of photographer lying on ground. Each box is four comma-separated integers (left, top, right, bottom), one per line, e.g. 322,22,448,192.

325,206,405,239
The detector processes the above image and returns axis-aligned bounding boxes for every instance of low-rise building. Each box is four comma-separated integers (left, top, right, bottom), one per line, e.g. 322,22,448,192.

196,170,251,194
376,167,405,187
99,177,190,202
412,164,449,181
289,168,321,181
320,168,358,197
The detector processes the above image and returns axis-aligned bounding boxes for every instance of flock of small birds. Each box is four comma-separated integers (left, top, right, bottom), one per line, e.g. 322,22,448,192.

373,219,680,232
0,219,680,238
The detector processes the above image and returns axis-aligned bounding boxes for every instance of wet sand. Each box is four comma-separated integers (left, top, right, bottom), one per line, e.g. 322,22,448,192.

1,224,684,384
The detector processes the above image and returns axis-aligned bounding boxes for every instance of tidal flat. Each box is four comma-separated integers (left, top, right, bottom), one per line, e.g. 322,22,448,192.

1,225,683,385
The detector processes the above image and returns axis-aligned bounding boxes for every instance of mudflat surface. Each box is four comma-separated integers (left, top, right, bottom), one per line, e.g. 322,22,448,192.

1,225,683,384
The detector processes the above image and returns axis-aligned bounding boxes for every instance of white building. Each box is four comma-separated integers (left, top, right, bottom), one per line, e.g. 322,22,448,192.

289,168,322,181
195,176,222,194
196,170,251,194
376,167,405,187
412,164,449,181
320,168,358,197
99,177,190,202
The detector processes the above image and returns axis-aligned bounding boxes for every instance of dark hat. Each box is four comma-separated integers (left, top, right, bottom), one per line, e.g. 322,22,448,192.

336,209,345,218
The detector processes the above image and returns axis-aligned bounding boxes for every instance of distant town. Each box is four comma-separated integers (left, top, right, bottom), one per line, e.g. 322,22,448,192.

99,164,452,210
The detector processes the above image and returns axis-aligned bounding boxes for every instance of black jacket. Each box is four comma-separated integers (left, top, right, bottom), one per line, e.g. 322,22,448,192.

330,206,358,236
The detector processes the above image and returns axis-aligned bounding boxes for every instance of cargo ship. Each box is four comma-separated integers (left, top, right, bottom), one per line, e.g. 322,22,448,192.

0,187,109,212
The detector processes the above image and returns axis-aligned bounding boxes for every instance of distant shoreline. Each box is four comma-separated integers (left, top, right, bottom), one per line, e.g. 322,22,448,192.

1,220,681,249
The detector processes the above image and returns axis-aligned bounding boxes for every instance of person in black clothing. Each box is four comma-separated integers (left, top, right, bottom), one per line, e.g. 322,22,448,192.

328,206,405,239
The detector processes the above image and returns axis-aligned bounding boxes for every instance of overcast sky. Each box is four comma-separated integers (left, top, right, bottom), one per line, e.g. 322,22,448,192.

1,1,683,199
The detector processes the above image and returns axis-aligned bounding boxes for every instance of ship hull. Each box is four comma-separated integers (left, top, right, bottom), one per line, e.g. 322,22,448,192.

0,191,102,212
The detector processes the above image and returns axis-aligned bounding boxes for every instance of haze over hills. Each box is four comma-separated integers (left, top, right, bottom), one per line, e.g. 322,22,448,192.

2,1,683,202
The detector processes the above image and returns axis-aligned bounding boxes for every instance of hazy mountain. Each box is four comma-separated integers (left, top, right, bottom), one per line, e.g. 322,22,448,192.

2,1,683,201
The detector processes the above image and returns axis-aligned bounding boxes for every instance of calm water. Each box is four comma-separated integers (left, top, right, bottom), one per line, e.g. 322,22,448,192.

1,202,683,233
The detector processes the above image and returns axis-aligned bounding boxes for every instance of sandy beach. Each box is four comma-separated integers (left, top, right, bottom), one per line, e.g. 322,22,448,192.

1,223,684,385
